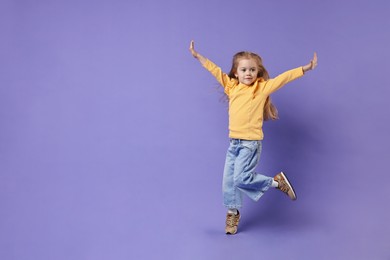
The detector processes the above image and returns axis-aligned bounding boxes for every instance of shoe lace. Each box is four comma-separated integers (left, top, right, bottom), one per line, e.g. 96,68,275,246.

226,214,238,227
278,180,289,193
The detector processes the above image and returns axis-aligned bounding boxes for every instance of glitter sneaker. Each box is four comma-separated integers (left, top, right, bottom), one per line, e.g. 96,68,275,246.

274,172,297,200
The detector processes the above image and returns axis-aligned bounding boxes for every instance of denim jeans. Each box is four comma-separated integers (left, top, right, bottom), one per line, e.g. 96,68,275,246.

223,139,273,209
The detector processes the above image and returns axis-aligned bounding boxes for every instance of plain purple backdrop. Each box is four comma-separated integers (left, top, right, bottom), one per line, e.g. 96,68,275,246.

1,0,389,259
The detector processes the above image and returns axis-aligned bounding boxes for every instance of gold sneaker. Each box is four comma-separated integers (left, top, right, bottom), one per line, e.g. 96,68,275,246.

274,172,297,200
225,210,240,235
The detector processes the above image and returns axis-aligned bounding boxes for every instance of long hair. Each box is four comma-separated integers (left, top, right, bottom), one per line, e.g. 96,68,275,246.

227,51,278,121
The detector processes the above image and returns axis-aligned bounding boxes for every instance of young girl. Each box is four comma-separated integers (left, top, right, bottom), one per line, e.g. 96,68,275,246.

189,40,318,235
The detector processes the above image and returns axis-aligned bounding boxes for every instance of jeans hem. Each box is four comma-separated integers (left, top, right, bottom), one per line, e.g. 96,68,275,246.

246,178,273,202
224,204,242,209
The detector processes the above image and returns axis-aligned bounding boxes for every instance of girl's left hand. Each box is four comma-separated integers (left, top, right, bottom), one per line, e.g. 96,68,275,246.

303,52,318,72
311,52,318,70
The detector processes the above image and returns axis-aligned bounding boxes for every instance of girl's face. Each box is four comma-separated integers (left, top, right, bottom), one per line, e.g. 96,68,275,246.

235,58,259,86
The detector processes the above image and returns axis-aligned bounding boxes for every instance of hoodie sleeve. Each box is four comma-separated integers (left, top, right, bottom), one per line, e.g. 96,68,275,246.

262,67,304,95
202,59,236,96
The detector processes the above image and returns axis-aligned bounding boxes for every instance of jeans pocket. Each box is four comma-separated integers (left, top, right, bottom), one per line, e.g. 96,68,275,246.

241,140,258,151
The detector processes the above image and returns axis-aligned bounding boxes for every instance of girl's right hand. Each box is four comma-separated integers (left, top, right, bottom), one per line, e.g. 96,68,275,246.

189,40,198,58
189,40,207,65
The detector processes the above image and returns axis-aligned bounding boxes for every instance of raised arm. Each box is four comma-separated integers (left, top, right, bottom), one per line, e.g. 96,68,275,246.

189,40,207,65
262,52,319,95
189,40,232,90
302,52,318,73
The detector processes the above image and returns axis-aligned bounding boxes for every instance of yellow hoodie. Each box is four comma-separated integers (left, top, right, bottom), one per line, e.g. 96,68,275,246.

203,59,304,140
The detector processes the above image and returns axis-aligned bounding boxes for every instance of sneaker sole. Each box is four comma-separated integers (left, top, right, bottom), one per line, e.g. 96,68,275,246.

280,171,297,200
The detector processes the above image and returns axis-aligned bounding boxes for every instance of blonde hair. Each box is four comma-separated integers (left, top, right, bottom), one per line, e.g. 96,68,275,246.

227,51,278,121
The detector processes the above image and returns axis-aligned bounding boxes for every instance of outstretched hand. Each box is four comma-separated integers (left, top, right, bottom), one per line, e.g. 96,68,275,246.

303,52,318,72
189,40,198,58
189,40,207,64
311,52,318,70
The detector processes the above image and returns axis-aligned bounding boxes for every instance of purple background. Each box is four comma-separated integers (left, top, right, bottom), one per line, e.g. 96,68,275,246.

1,0,389,259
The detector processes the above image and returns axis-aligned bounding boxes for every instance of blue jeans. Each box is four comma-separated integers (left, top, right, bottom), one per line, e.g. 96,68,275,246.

223,139,273,209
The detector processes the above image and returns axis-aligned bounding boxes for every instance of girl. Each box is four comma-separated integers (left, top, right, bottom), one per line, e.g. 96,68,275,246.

189,40,318,235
